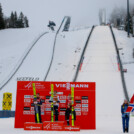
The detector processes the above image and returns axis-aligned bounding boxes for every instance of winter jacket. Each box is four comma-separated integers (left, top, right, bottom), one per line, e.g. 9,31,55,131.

121,104,130,118
49,95,60,106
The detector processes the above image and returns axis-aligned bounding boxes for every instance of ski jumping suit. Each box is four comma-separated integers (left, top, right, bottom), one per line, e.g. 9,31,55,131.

121,103,130,133
34,97,42,123
65,96,76,125
49,95,60,121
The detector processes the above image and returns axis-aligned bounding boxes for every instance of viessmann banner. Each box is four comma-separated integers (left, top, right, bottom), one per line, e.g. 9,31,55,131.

15,81,96,129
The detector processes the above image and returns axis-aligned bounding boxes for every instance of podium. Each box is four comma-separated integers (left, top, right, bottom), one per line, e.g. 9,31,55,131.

24,121,80,131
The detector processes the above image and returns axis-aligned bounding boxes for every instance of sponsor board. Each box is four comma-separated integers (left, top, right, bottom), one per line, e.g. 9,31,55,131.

17,77,39,81
43,121,64,131
55,83,89,88
45,104,51,108
24,102,31,107
24,95,31,99
82,96,88,100
63,126,80,131
82,108,88,112
82,100,88,103
82,104,88,108
46,96,50,99
60,108,66,111
75,100,81,103
24,122,43,130
75,96,81,100
15,81,96,130
24,99,31,103
23,111,30,115
82,112,88,115
60,104,66,107
75,104,81,107
60,100,66,103
74,108,81,111
60,96,66,100
45,100,50,103
30,111,35,115
59,112,65,115
31,107,34,111
45,108,51,111
76,112,81,116
24,107,30,110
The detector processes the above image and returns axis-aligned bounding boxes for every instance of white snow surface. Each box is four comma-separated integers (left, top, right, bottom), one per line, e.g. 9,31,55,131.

46,29,90,81
113,28,134,98
0,28,46,85
0,26,134,134
0,31,55,110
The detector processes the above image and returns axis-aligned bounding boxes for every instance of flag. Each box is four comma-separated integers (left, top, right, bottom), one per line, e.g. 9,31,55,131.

126,94,134,113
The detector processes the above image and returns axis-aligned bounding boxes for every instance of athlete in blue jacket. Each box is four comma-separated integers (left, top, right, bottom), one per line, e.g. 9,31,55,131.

121,99,130,133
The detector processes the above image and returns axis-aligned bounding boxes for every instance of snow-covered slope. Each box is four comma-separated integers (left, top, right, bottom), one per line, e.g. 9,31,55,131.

0,32,56,110
0,28,91,110
77,26,124,114
113,28,134,98
46,29,90,81
0,28,46,88
0,26,134,134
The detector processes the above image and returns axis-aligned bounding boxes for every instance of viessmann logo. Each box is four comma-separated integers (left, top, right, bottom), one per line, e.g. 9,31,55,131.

26,126,41,130
65,126,79,130
55,83,89,88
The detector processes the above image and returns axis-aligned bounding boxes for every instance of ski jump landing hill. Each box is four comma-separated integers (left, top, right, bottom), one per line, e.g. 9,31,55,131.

0,17,91,110
0,21,134,133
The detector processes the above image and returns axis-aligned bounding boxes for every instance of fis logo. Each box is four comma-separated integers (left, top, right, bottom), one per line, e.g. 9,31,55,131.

25,82,32,89
44,123,51,129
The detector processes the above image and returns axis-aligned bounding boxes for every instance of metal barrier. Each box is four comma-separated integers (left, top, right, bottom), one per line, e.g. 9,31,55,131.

0,32,48,90
0,110,15,118
109,26,129,101
44,16,71,80
73,26,95,82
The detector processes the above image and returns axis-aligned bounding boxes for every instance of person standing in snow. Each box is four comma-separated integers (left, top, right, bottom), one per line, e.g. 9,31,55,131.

121,99,130,133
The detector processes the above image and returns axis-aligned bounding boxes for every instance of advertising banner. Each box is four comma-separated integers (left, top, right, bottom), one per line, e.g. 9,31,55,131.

15,81,96,129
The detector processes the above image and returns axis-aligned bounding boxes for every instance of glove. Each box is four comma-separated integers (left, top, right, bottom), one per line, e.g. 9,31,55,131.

125,115,128,118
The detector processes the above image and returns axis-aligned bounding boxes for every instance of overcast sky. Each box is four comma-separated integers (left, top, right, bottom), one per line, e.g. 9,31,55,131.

0,0,134,29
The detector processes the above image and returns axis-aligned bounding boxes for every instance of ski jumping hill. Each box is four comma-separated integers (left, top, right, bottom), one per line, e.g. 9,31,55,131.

0,26,134,134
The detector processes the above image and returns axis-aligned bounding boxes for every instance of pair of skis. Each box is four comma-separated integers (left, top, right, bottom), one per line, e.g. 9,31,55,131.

71,87,75,126
32,83,40,123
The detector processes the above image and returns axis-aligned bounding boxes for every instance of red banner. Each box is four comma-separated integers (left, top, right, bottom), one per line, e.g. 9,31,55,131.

15,81,96,129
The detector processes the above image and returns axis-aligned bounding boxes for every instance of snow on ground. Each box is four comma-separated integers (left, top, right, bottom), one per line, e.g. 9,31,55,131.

0,32,55,110
0,26,134,134
77,26,132,133
113,28,134,98
0,110,134,134
46,29,90,81
0,28,46,87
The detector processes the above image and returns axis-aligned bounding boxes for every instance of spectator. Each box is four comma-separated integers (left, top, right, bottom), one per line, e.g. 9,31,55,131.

121,99,130,133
